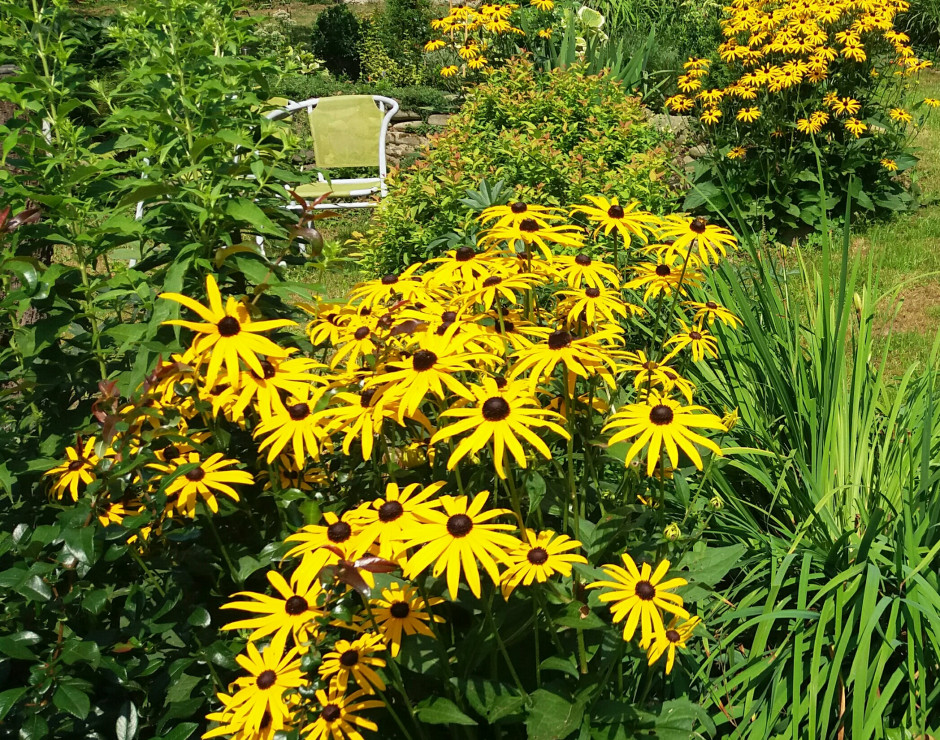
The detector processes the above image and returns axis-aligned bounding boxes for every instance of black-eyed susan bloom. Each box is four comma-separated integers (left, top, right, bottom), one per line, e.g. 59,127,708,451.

315,386,418,461
318,632,387,693
479,201,563,230
254,384,330,469
551,253,621,290
508,328,619,390
301,685,384,740
570,196,660,246
365,583,445,656
153,451,254,517
603,391,725,476
348,263,431,309
285,510,369,589
557,286,637,327
161,274,295,389
431,377,570,479
230,354,324,420
480,219,584,260
587,554,689,647
221,570,324,648
655,216,736,266
685,300,742,328
226,632,305,736
647,615,702,674
625,259,704,301
400,491,520,599
367,331,490,420
44,437,100,501
462,272,542,311
663,321,719,362
500,529,587,598
351,481,445,559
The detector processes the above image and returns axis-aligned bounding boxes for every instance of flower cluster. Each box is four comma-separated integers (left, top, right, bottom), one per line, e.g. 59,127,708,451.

424,0,552,78
666,0,933,155
43,196,741,739
206,480,699,738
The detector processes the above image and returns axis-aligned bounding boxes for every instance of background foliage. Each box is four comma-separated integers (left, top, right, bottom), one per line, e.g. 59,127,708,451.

360,58,681,275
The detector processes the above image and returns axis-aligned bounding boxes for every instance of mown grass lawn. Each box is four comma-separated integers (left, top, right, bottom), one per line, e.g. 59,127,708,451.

847,70,940,377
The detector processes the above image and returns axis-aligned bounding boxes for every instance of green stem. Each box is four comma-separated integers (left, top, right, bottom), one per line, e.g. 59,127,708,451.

205,515,239,584
483,590,529,700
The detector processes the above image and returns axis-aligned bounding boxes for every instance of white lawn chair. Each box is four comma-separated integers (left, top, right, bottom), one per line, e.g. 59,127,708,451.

265,95,399,210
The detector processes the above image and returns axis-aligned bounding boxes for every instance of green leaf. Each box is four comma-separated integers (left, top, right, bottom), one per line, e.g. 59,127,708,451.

155,722,198,740
53,683,91,720
224,198,283,236
540,656,579,678
187,607,211,628
415,697,478,726
464,678,525,723
526,690,584,740
0,687,27,721
63,525,100,566
0,631,41,660
116,701,139,740
653,698,715,739
61,639,101,669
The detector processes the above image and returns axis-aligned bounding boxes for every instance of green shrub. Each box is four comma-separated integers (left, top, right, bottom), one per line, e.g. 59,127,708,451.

360,58,681,274
311,4,362,80
272,74,456,114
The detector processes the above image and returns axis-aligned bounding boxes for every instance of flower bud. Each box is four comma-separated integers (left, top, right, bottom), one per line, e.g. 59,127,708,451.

709,494,724,510
664,523,681,541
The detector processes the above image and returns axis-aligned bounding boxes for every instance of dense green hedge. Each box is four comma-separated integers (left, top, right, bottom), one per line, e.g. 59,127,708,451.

270,75,457,116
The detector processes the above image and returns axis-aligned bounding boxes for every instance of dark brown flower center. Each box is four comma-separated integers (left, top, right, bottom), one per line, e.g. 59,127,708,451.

339,649,359,667
162,444,181,460
493,376,508,389
256,669,277,689
412,350,437,372
284,595,308,615
327,521,352,543
585,287,601,298
705,301,718,309
642,361,658,370
390,601,411,618
447,513,473,537
185,466,205,481
495,318,514,334
649,405,674,425
510,201,528,214
442,311,458,323
689,331,703,341
635,580,656,600
288,403,310,421
326,312,339,325
666,629,681,643
655,264,671,277
67,460,85,471
547,330,572,350
607,204,625,219
690,216,708,234
381,274,399,285
354,326,371,341
482,397,511,421
259,360,276,379
519,218,539,232
482,276,502,288
379,500,404,522
321,704,341,722
527,547,549,565
217,316,240,337
574,253,592,266
455,246,476,262
360,388,376,407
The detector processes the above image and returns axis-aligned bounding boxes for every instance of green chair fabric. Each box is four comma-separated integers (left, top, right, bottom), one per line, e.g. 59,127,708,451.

308,95,384,169
294,180,380,199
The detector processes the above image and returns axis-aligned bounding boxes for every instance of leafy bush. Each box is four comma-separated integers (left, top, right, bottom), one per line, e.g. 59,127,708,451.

361,58,681,274
668,0,935,236
0,0,323,734
359,0,433,86
899,0,940,53
311,4,362,80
